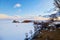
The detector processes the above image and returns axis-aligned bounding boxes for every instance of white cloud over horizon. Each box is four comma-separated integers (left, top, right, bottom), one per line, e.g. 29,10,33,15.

0,14,49,20
0,14,11,19
1,14,60,21
0,14,21,19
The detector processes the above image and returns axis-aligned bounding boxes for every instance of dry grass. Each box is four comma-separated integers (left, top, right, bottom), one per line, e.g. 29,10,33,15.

32,28,60,40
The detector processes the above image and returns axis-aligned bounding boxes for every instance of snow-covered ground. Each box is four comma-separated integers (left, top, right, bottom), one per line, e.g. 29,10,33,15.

0,20,34,40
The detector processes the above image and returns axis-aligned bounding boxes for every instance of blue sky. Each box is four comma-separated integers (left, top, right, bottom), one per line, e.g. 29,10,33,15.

0,0,54,16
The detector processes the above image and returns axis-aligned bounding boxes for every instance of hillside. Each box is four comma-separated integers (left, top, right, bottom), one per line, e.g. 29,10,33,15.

32,28,60,40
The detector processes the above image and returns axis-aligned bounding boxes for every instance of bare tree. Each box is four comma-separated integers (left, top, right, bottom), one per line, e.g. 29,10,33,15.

24,33,29,40
25,33,28,38
29,30,33,35
54,0,60,9
50,14,58,21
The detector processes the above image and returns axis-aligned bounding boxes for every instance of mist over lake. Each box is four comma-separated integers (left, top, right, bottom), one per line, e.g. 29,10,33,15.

0,20,34,40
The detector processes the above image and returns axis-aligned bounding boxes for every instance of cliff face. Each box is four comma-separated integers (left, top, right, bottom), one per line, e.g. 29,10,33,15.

32,28,60,40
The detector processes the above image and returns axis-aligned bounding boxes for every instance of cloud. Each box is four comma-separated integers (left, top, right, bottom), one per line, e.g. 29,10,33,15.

33,16,49,20
14,3,21,8
15,9,22,14
1,13,60,21
0,14,10,19
0,14,49,20
0,14,22,20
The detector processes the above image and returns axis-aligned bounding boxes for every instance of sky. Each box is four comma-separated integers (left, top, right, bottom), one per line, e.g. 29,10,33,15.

0,0,54,18
0,0,60,40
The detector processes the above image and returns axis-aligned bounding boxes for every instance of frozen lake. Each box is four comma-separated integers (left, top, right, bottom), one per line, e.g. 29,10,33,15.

0,20,34,40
